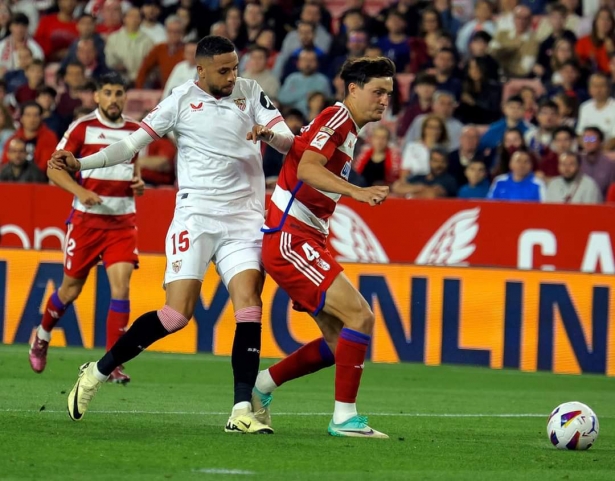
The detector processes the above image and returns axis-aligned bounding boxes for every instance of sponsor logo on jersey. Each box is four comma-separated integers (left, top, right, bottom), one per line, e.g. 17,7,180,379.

233,98,247,111
98,132,106,139
341,161,351,180
319,126,335,135
172,260,182,273
310,132,330,150
259,91,275,110
190,102,203,111
316,258,330,271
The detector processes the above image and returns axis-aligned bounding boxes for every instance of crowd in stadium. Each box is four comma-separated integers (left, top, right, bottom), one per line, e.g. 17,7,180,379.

1,0,615,204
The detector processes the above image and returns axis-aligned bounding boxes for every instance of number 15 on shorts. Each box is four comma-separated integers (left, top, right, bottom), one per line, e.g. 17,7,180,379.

171,230,190,255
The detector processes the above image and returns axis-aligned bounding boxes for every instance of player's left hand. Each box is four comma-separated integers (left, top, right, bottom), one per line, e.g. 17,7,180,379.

131,177,145,197
247,124,273,144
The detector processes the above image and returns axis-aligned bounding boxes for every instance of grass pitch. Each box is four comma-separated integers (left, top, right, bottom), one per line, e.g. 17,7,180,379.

1,344,614,480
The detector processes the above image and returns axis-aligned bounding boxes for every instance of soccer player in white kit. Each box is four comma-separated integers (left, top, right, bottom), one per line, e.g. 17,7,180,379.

50,36,295,433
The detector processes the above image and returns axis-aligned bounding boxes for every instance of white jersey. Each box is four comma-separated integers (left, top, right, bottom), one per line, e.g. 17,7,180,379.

140,78,284,212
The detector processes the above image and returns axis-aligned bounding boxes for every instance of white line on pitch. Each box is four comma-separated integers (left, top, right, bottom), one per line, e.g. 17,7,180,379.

0,409,552,418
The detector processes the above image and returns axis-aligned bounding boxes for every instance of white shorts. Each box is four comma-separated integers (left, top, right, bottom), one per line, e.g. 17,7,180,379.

163,198,264,287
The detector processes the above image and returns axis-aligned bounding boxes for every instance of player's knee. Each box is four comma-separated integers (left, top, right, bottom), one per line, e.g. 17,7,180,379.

59,284,82,303
110,285,129,300
350,307,375,335
231,291,262,312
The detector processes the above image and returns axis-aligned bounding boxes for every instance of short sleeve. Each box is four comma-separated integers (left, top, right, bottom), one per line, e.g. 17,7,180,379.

140,94,179,139
251,81,284,129
304,108,350,160
57,121,85,154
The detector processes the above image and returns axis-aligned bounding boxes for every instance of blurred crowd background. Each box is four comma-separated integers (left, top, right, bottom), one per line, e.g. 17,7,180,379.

2,0,615,205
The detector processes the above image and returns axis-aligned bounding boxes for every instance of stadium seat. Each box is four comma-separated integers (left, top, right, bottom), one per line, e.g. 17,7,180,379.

502,78,546,101
396,73,414,104
125,89,162,119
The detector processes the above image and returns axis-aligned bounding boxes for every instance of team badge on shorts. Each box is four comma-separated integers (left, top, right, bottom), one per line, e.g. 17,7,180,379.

172,260,182,273
234,98,247,111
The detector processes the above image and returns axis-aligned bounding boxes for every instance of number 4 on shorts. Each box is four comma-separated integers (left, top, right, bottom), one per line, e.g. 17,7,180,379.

302,242,320,261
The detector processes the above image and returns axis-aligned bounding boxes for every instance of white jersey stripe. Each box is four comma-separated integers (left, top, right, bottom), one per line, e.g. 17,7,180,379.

329,112,349,131
280,232,320,286
73,195,136,216
325,108,346,129
270,187,329,234
283,232,324,281
314,187,342,202
280,232,322,286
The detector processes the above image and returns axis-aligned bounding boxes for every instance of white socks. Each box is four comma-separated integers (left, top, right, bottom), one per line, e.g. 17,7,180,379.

36,326,51,342
255,369,277,394
333,401,358,424
232,401,251,413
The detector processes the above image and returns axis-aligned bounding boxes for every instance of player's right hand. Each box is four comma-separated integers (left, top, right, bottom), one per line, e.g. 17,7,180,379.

78,189,102,207
48,150,81,172
352,186,389,206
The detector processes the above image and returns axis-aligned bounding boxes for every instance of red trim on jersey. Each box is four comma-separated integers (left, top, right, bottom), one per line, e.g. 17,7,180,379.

81,178,134,197
140,121,161,140
266,116,284,129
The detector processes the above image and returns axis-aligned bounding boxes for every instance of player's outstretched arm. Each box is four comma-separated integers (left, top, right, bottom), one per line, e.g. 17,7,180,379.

47,166,102,206
246,122,295,155
297,151,389,206
50,129,154,172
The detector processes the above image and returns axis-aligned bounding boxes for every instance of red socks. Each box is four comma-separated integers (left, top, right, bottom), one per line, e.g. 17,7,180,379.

106,299,130,351
269,337,334,386
40,291,68,332
334,328,370,403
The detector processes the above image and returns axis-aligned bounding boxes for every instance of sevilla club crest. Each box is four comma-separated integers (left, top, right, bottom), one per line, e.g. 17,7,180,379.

234,98,247,111
172,260,182,273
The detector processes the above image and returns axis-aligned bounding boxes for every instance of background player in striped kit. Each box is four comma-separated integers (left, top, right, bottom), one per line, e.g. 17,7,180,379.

29,72,144,384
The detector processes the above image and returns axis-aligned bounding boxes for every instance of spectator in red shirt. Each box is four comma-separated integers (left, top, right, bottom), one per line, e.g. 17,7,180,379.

1,101,58,175
14,58,44,105
575,7,615,74
135,15,185,89
34,0,79,61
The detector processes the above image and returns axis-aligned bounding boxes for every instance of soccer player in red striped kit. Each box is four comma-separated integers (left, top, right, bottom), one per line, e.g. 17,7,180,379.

29,72,144,383
253,57,394,438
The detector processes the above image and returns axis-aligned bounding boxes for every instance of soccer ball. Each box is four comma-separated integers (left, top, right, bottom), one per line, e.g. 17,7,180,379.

546,401,599,450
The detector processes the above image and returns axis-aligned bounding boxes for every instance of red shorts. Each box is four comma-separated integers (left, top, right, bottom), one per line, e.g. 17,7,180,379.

63,224,139,279
262,229,343,315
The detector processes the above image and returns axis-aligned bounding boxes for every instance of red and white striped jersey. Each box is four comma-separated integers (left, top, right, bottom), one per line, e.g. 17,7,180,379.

264,102,358,238
57,109,140,230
